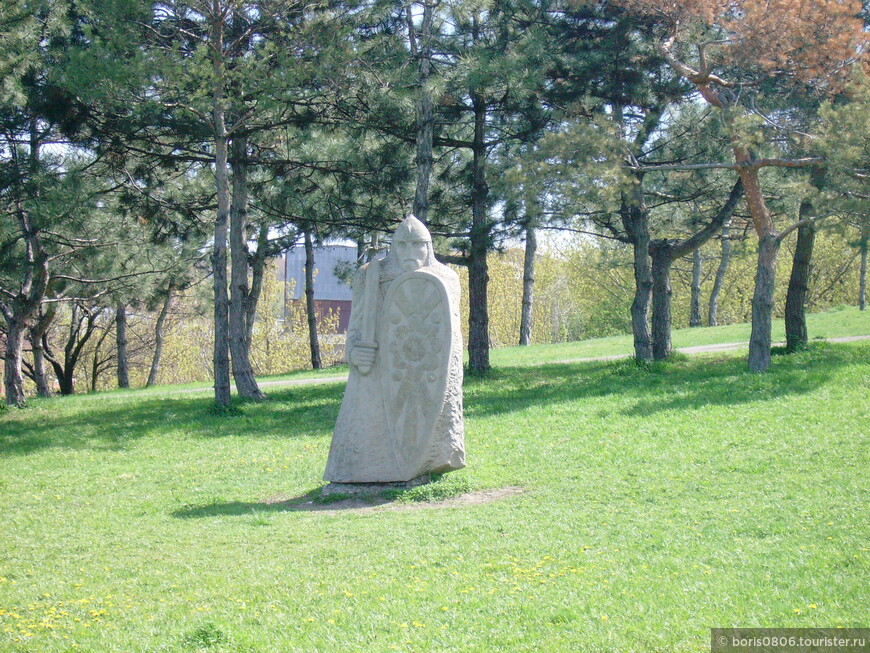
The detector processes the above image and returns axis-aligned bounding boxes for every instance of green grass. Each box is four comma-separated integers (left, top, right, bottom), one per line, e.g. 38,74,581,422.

86,306,869,401
85,364,351,401
1,331,868,651
492,305,869,366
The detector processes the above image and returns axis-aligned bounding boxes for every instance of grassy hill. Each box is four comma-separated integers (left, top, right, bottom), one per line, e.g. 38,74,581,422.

0,308,868,651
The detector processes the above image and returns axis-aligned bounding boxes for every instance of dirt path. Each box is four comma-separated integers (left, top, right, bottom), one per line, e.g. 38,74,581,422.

548,334,870,366
86,335,870,399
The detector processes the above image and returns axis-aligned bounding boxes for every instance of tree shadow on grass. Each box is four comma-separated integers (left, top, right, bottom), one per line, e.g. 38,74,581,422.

172,487,411,517
0,384,345,457
2,343,864,457
464,343,864,420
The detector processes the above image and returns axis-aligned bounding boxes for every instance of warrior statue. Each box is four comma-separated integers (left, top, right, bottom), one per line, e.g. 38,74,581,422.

324,215,465,483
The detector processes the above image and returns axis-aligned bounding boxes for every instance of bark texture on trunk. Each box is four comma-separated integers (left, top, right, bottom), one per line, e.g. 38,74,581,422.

2,127,50,405
784,203,816,353
735,153,780,373
211,12,232,408
519,222,536,346
4,320,27,406
859,221,868,311
245,223,269,351
31,338,50,398
689,247,702,327
115,305,129,389
467,93,491,374
228,134,264,399
408,0,434,225
29,304,55,398
620,179,653,362
55,365,74,396
708,225,732,326
748,234,781,372
304,228,322,370
630,235,653,362
147,287,173,387
649,243,673,361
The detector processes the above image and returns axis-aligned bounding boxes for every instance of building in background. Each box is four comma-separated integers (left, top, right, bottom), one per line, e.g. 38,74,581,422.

277,244,358,333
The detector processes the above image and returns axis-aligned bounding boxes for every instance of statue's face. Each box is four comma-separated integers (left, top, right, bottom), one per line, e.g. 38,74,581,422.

395,239,429,272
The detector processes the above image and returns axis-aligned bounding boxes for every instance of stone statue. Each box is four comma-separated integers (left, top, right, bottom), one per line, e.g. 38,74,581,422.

324,215,465,484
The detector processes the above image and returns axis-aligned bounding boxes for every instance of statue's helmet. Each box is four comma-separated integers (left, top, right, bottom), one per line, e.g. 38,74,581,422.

393,215,432,243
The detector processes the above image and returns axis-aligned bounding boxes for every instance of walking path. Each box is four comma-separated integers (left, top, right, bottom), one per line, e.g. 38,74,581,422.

87,335,870,399
548,334,870,366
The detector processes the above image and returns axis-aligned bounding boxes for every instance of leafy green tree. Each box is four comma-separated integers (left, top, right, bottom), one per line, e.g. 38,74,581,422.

819,72,870,312
0,0,135,403
616,0,867,371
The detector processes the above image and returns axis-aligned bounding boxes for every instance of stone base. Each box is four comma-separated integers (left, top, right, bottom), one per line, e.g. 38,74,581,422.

321,475,431,497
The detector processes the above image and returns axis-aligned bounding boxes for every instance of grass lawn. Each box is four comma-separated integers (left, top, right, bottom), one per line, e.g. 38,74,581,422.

0,314,868,651
492,305,870,365
84,305,869,402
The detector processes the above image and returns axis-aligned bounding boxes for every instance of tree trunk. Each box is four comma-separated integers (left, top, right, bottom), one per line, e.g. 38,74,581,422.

147,287,173,387
304,227,322,370
228,134,265,399
784,203,816,353
630,238,653,361
245,223,269,351
4,319,27,406
519,221,536,346
708,225,732,326
29,303,55,398
620,177,653,362
689,247,702,327
467,93,491,374
408,0,434,224
115,305,129,388
90,326,112,393
734,148,780,373
47,333,76,396
91,353,99,393
748,234,781,372
2,135,50,405
859,221,868,311
211,15,232,408
649,243,673,361
57,368,74,395
45,305,102,396
31,336,50,398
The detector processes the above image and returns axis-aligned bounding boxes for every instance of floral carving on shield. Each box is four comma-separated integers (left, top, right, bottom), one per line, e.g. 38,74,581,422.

381,272,450,472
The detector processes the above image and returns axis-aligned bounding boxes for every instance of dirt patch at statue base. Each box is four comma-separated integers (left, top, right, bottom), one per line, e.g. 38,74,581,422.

265,486,524,513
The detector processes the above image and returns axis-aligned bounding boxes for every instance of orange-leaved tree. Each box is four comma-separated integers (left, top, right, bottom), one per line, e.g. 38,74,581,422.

613,0,867,371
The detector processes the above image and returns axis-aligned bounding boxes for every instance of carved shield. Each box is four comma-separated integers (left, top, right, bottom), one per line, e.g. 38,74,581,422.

380,269,452,475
